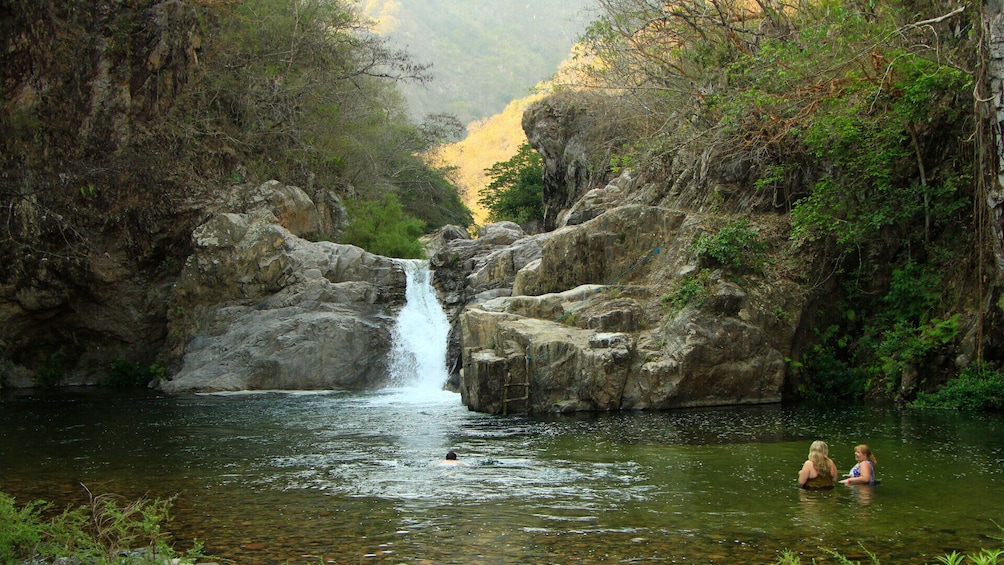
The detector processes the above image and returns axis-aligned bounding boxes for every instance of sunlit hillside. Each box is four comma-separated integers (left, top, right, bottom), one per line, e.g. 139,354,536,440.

429,49,595,227
428,92,547,226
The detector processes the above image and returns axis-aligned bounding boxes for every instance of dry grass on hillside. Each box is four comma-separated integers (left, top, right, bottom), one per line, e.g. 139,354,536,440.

427,92,546,226
428,48,595,227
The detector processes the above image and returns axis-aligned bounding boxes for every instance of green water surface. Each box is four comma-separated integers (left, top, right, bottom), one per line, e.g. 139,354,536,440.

1,388,1001,564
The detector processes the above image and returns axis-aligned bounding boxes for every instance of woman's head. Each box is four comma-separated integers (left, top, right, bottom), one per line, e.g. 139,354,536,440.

808,440,830,473
854,444,876,463
809,440,829,458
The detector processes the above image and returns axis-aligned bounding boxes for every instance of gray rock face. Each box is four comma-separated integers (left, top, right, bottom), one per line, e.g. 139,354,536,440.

523,93,597,231
161,277,394,393
427,222,551,390
458,203,800,414
160,183,405,393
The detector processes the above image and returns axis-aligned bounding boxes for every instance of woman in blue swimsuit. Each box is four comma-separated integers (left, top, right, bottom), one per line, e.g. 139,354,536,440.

840,444,876,485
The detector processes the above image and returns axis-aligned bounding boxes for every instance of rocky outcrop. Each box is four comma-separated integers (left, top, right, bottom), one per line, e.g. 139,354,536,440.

435,91,810,414
458,202,801,414
523,93,600,231
426,222,551,389
159,182,404,393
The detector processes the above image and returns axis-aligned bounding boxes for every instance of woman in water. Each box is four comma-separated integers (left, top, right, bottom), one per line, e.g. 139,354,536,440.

798,440,838,489
840,444,877,485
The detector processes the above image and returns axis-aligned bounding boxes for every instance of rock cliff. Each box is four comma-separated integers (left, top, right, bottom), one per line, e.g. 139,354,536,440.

447,206,799,414
420,94,806,414
160,182,404,392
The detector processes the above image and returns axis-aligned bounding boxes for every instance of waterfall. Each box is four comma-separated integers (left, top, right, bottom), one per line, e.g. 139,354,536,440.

388,260,451,391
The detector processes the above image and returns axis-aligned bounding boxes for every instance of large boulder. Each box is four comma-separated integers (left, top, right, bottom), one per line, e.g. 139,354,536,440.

161,274,395,392
160,195,405,392
458,204,802,414
426,222,552,390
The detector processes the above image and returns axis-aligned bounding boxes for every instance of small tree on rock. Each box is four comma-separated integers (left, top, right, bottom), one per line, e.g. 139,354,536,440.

478,142,545,225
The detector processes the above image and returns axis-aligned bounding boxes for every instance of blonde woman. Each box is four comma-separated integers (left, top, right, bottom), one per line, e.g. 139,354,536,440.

840,444,877,485
798,440,838,489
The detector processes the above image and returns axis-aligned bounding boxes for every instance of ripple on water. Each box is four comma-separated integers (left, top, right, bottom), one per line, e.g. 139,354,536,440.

3,391,1004,564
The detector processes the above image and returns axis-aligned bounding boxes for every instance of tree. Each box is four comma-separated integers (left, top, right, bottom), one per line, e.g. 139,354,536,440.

478,143,545,225
340,193,426,258
0,0,471,378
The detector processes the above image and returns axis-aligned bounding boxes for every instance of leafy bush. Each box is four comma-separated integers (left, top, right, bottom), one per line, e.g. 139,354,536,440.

478,142,545,225
858,263,959,392
871,315,959,392
0,491,45,563
797,323,871,402
690,218,768,272
0,486,205,564
340,193,426,258
913,365,1004,411
661,272,709,312
880,262,943,325
104,358,165,388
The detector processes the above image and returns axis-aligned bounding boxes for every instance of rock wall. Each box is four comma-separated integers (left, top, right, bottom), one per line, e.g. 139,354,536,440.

451,95,804,414
160,182,403,393
1,0,208,386
456,206,800,414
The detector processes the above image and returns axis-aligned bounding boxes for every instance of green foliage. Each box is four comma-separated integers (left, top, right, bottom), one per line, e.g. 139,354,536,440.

881,261,943,325
609,151,637,174
0,491,46,563
871,315,959,391
937,551,968,565
188,0,470,230
934,548,1004,565
789,58,971,251
104,358,165,388
690,218,768,272
776,546,1004,565
862,263,958,391
0,487,205,564
340,193,426,258
912,364,1004,411
775,526,1004,564
799,330,871,403
36,347,68,386
662,272,709,312
395,161,473,231
478,142,545,225
801,262,960,400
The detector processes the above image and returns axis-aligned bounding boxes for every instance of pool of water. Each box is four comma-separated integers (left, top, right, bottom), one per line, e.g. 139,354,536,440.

1,388,1002,564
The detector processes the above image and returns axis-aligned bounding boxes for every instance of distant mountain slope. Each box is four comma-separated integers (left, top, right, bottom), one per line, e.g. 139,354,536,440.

363,0,594,123
430,92,547,225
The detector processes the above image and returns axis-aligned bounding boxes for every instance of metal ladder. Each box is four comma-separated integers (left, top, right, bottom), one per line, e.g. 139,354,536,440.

502,352,531,415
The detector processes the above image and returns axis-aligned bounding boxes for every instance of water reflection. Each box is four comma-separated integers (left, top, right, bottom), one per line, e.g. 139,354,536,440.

847,483,875,505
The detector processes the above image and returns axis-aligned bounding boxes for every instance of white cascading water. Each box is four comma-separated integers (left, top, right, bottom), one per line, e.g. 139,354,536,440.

388,259,451,393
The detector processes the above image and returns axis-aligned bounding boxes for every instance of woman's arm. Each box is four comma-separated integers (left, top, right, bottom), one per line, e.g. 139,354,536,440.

841,462,872,485
829,460,838,481
797,460,813,486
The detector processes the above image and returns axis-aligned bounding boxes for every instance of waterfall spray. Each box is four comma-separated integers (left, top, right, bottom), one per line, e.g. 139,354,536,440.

388,260,451,391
